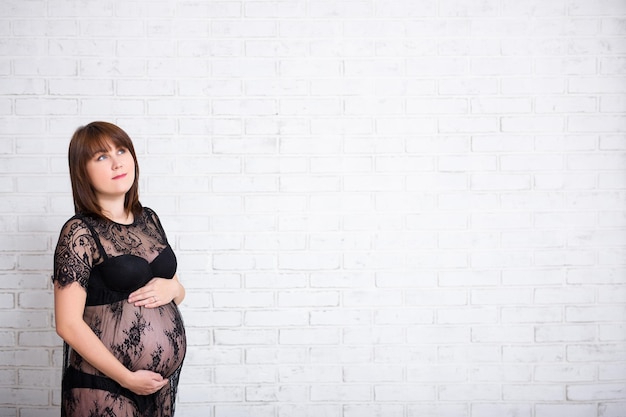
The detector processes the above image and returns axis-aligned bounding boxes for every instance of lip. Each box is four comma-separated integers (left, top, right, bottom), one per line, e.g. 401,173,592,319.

112,173,127,180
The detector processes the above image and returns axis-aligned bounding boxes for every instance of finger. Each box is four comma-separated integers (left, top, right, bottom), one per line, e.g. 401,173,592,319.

130,289,156,303
151,373,165,382
132,294,153,307
128,289,146,303
141,295,160,308
128,281,158,301
151,378,168,391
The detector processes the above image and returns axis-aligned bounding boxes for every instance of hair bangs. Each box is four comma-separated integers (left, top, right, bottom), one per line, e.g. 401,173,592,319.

83,125,134,159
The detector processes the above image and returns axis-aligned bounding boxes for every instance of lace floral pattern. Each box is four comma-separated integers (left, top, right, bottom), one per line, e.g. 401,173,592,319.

53,208,186,417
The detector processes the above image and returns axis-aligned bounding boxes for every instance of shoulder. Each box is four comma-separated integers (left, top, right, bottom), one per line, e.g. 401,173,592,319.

142,206,160,223
58,215,89,236
56,214,98,244
141,206,169,237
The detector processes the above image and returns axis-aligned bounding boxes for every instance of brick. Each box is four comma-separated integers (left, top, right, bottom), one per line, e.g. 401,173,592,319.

535,287,595,304
439,384,500,401
600,362,626,380
566,305,626,323
279,98,341,116
471,97,531,114
245,347,307,365
374,308,434,325
278,290,339,307
503,346,564,362
535,57,597,75
344,365,403,382
374,231,437,250
375,346,437,364
0,388,48,406
599,402,626,417
569,0,626,15
311,384,371,401
344,20,404,38
439,78,499,95
473,405,531,417
503,192,565,210
312,271,375,288
280,137,343,155
439,270,500,287
570,115,626,132
471,173,531,190
407,365,467,382
472,57,532,75
374,384,435,401
567,383,626,401
534,172,596,190
502,116,565,132
213,291,274,308
570,76,626,93
344,59,404,77
278,405,340,417
0,349,48,367
568,267,624,285
535,249,596,267
279,364,341,381
279,59,340,77
214,329,276,346
471,135,534,152
469,365,532,382
503,384,564,401
537,96,597,113
438,155,497,172
534,365,596,382
536,404,597,417
245,310,308,327
437,307,498,324
407,326,469,344
408,173,467,191
502,77,566,94
247,384,307,403
503,306,562,323
408,404,468,417
310,346,372,363
342,327,405,345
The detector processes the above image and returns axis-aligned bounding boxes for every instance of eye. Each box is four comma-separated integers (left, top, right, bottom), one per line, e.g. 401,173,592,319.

117,148,127,155
95,154,107,161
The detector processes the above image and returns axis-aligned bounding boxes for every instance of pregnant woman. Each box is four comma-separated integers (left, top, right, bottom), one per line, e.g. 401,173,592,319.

53,121,186,417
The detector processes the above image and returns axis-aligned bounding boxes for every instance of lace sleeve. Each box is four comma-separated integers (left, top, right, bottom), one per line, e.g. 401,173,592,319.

53,217,101,289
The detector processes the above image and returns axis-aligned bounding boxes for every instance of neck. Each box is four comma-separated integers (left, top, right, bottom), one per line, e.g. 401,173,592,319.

99,197,131,223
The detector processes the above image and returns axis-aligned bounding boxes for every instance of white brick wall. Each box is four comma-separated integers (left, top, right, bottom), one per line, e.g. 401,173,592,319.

1,0,625,416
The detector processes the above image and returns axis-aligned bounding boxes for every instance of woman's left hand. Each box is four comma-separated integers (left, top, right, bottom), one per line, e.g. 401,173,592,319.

128,277,180,308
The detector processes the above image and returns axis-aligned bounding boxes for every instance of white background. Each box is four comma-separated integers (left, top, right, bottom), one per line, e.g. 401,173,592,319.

1,0,625,416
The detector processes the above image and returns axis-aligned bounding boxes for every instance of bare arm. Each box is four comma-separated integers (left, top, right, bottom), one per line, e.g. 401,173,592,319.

54,282,168,395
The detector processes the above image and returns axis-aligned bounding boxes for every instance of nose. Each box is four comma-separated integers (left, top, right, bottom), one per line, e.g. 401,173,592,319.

111,155,123,169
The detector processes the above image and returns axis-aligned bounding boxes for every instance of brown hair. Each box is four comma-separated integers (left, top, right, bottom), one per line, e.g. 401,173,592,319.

68,121,142,218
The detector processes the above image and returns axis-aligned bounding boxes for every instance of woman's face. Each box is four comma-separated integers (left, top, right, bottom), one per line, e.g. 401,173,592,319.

85,139,136,202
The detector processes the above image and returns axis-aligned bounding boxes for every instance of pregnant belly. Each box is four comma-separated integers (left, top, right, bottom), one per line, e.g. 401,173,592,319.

83,302,186,378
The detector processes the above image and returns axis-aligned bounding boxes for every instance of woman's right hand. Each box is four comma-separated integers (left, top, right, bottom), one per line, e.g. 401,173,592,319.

122,370,169,395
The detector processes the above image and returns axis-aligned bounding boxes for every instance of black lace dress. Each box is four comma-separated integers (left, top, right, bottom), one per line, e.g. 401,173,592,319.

53,207,186,417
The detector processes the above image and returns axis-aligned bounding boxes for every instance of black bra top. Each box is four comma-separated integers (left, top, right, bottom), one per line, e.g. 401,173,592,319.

87,246,177,306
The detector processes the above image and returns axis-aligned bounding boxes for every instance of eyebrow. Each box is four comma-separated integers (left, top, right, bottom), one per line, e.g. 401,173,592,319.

90,147,110,156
